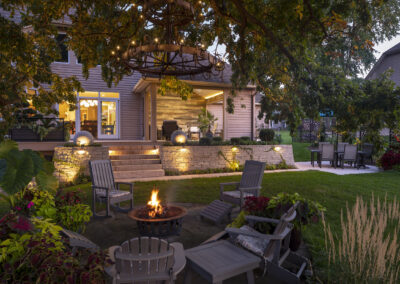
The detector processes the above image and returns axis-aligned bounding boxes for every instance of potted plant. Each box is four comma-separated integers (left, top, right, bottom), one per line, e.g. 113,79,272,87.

197,108,217,137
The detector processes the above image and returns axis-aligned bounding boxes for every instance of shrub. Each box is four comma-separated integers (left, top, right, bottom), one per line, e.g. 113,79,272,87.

323,195,400,283
243,196,271,216
230,137,241,145
240,136,251,141
379,149,400,170
259,128,275,142
199,137,211,145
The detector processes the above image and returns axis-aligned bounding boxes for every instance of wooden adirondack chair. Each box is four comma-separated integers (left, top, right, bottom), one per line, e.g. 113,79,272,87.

225,202,309,283
61,228,99,254
106,237,186,284
89,160,134,218
220,160,266,210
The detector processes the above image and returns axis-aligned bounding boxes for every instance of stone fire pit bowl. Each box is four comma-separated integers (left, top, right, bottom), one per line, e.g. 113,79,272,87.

128,205,187,237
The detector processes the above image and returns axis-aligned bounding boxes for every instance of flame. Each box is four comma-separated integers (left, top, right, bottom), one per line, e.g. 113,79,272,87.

147,189,163,218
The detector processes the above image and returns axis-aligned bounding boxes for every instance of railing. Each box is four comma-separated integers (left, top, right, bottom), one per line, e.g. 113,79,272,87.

9,117,65,142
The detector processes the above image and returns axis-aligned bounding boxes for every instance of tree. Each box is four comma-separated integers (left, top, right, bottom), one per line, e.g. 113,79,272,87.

1,0,400,138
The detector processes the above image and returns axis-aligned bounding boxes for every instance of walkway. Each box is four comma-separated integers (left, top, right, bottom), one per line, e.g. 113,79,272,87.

116,161,380,182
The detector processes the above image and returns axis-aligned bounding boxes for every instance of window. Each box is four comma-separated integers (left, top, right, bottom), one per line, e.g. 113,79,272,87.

78,91,98,98
100,92,120,98
56,34,69,63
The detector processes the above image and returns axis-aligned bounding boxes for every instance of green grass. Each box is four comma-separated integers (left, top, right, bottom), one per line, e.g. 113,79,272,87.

277,130,311,162
277,130,292,144
1,170,399,281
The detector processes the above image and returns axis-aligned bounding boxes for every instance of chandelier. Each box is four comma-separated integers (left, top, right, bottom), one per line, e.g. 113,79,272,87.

111,0,225,78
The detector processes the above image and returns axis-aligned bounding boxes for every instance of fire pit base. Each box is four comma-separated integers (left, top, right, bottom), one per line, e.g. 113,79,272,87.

128,205,187,237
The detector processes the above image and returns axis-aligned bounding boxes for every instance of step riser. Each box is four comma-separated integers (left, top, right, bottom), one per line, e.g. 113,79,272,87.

108,145,158,150
109,150,159,155
111,159,161,166
113,164,163,171
114,170,165,179
110,154,160,160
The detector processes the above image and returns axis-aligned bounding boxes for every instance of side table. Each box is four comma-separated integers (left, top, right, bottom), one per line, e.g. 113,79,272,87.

184,240,259,284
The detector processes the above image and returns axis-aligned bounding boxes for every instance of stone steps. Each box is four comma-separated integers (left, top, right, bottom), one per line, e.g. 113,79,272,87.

109,145,164,181
112,163,163,172
113,169,165,179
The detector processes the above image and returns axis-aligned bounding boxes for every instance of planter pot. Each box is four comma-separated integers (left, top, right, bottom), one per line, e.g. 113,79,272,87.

289,227,302,251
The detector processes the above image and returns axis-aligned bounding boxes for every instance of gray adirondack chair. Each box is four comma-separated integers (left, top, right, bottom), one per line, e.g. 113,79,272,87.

220,160,266,210
225,202,309,283
61,228,99,254
89,160,134,218
106,237,186,284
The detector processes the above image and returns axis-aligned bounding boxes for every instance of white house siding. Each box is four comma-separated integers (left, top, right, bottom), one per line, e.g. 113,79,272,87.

368,53,400,86
206,103,224,132
225,90,253,139
51,50,143,140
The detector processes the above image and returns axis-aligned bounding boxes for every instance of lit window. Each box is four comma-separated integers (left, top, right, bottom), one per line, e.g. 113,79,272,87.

100,92,119,98
78,91,98,98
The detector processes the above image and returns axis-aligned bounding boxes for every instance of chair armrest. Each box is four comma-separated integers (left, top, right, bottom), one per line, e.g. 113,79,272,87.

245,215,280,224
220,182,240,197
238,186,261,192
170,242,186,278
115,182,134,193
225,227,285,241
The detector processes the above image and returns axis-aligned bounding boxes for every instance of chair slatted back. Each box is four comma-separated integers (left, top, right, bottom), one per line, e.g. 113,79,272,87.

115,237,174,280
89,160,115,191
343,145,357,160
239,160,266,189
321,144,334,159
263,202,298,262
337,142,348,153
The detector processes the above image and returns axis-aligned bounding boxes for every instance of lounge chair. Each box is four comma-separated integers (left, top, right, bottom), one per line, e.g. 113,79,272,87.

338,144,358,168
225,202,309,283
317,143,335,168
106,237,186,284
220,160,266,210
89,160,134,218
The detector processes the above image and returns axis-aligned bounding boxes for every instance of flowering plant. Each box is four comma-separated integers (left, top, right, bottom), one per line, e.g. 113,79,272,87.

379,149,400,170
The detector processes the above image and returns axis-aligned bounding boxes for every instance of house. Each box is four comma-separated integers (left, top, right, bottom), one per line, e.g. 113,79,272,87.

1,8,258,144
366,42,400,85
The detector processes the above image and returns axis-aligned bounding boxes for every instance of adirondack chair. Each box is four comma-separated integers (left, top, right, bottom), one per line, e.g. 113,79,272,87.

89,160,134,218
61,228,99,254
220,160,266,210
106,237,186,284
225,202,309,283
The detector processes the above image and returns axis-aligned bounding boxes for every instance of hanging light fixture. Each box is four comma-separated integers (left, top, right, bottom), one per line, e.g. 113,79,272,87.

111,0,225,78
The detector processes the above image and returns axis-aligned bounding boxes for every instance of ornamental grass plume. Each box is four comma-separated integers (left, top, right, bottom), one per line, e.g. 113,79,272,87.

322,195,400,283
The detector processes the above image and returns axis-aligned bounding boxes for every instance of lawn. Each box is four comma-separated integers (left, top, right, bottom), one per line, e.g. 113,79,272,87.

277,130,311,162
59,170,400,281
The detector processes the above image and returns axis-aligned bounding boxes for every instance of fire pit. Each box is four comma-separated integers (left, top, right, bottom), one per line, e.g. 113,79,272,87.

128,189,187,237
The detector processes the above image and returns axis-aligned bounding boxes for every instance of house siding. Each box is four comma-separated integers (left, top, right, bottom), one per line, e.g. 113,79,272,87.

367,53,400,86
51,50,143,139
206,103,224,132
225,89,253,139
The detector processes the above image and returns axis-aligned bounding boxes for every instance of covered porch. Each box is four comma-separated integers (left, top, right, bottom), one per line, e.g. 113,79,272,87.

134,78,257,142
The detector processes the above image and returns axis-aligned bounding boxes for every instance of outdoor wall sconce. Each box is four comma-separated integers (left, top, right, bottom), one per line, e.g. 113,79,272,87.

171,130,187,145
231,147,239,152
76,149,87,155
151,147,159,155
179,147,188,152
73,131,94,146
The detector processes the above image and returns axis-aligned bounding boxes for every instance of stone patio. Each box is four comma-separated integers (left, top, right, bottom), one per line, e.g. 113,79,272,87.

84,203,309,283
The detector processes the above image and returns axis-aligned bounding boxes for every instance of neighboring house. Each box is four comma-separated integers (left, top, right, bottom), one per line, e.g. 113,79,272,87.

366,42,400,85
2,9,258,142
254,93,286,131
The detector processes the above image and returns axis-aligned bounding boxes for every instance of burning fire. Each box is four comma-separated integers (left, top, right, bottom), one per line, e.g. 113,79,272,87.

147,189,163,218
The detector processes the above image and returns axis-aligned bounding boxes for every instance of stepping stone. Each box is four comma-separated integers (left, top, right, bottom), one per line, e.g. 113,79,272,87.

200,200,233,224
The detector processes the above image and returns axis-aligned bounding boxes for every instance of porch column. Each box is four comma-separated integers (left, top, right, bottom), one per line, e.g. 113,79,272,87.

150,84,157,142
143,92,150,140
222,89,229,140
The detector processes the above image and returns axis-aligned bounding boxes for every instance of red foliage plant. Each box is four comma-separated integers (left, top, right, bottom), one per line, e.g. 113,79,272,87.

379,150,400,170
243,196,270,215
55,189,82,207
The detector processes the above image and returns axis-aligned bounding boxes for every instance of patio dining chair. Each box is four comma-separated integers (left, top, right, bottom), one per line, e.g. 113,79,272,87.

337,142,348,153
106,237,186,284
338,144,358,168
362,143,374,164
317,143,335,168
224,202,309,283
220,160,266,210
89,160,134,218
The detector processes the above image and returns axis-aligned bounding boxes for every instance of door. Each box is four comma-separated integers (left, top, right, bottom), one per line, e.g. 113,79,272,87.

98,100,119,139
